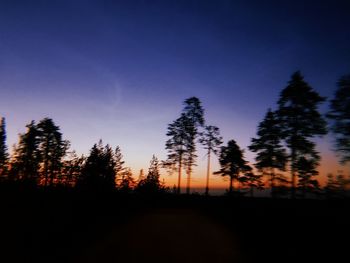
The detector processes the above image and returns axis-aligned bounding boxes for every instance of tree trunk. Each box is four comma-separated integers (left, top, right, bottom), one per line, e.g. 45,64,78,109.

44,159,48,187
301,182,306,199
205,149,211,196
44,137,50,187
271,167,275,198
186,170,191,195
177,155,182,194
50,163,55,186
229,176,233,194
291,148,296,199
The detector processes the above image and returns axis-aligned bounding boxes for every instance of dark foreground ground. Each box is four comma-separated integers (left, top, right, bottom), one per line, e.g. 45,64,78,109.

0,188,349,263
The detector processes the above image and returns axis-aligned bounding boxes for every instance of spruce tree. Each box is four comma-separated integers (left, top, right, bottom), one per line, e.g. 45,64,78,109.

78,140,116,191
114,146,125,178
102,144,116,189
249,109,287,197
10,121,41,183
37,118,69,186
276,71,327,198
327,74,350,165
136,155,163,194
77,141,103,189
146,155,161,186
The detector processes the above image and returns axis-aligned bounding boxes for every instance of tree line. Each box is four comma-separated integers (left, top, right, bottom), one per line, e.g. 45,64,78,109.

0,71,349,198
0,118,165,194
164,71,350,198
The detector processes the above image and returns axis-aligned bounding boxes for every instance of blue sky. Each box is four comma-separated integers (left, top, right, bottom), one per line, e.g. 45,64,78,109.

1,0,349,189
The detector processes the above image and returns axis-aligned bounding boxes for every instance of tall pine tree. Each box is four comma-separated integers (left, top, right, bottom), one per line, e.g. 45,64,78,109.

276,71,327,198
164,97,205,194
164,114,188,194
199,125,223,195
182,97,205,194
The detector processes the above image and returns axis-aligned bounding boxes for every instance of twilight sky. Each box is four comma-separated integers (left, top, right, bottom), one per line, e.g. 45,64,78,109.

1,0,350,191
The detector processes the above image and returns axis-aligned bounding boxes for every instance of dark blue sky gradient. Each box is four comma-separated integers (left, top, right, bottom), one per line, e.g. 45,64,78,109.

1,0,350,188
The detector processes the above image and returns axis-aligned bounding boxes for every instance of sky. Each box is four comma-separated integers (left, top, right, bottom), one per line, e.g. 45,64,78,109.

1,0,350,192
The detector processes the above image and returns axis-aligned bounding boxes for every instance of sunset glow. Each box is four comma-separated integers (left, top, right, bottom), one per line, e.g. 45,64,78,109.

1,2,349,263
1,0,349,193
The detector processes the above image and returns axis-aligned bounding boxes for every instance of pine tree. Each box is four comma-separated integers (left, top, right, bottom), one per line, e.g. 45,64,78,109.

327,74,350,165
182,97,204,194
164,97,204,194
10,121,41,183
214,139,250,194
199,125,223,195
164,114,189,194
249,109,287,197
0,117,9,178
276,71,327,198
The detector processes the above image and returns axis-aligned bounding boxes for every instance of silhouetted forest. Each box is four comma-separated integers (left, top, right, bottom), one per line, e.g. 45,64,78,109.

1,71,349,198
0,71,349,262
